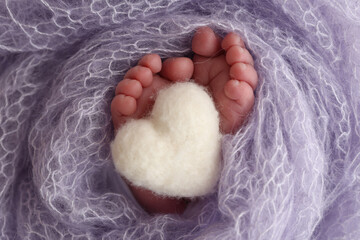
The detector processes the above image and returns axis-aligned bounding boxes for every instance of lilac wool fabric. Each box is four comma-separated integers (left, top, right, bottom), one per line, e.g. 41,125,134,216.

1,0,360,239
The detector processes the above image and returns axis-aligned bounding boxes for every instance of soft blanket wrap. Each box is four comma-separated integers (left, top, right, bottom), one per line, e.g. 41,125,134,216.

0,0,359,239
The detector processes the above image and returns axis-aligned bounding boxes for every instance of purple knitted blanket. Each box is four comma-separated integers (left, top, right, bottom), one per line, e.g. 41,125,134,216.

1,0,359,239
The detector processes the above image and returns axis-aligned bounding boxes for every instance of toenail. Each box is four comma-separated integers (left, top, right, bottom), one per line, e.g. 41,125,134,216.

233,80,240,85
239,63,246,70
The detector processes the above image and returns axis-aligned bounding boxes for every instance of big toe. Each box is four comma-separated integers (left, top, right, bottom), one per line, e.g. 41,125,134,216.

192,26,222,57
160,57,194,82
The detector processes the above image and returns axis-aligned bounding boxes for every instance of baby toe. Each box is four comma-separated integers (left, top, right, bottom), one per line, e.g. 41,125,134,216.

221,32,245,50
226,46,254,66
192,26,222,57
224,80,254,106
115,79,143,99
229,63,258,90
160,57,194,82
138,54,162,74
111,94,136,129
124,66,153,88
224,80,243,100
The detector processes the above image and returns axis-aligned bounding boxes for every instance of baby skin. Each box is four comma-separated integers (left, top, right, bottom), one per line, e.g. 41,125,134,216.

111,27,258,214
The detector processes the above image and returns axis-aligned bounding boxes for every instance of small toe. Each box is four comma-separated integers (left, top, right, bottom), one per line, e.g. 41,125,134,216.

229,63,258,90
226,46,254,66
115,79,143,99
124,66,153,88
138,54,162,74
192,26,222,57
221,32,245,50
111,94,136,129
224,80,243,100
224,80,254,113
160,57,194,82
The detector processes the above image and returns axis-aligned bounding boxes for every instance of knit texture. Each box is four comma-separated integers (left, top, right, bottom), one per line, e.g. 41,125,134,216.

0,0,359,239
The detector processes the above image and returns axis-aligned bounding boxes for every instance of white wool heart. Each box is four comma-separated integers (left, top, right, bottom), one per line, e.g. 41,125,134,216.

111,82,221,197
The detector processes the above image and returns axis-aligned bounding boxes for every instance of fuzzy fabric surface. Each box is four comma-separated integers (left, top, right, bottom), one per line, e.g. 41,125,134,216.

111,82,221,197
0,0,359,239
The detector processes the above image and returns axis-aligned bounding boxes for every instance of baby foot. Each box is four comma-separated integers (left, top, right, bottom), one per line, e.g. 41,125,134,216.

111,54,194,214
192,27,258,134
111,27,258,215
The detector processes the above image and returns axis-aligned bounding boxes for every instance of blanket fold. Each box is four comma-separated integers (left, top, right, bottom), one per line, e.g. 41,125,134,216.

0,0,359,239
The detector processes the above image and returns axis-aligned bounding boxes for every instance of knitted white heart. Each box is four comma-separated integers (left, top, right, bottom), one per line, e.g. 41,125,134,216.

111,82,221,197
